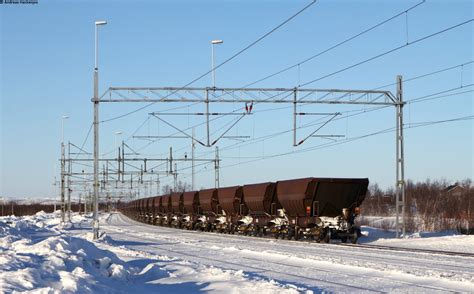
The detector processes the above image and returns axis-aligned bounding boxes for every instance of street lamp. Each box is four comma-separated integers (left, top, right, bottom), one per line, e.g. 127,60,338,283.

93,20,107,239
211,39,223,88
95,21,107,70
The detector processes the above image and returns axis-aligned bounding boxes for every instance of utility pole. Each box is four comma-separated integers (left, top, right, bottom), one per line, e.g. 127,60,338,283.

83,172,87,214
395,75,406,238
78,193,82,215
173,163,178,191
156,174,160,195
53,175,57,212
293,88,297,146
192,128,195,190
205,89,210,146
67,142,72,222
92,20,107,239
60,142,66,224
215,146,220,188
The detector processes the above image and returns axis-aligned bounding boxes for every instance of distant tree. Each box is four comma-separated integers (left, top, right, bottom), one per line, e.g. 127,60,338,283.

161,181,192,194
360,178,472,233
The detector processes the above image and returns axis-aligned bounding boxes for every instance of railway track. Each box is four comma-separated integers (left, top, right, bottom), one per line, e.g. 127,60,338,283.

339,242,474,258
94,213,474,292
126,214,474,259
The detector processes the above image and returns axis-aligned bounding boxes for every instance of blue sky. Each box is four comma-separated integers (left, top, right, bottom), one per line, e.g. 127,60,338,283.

1,0,473,199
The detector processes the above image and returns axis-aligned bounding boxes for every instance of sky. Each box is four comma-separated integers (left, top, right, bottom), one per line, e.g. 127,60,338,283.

1,0,473,200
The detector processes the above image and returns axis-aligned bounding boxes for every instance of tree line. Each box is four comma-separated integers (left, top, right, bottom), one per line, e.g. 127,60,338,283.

360,179,473,233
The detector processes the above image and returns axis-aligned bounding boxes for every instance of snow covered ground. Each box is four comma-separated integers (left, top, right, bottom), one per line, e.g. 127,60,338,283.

1,212,473,293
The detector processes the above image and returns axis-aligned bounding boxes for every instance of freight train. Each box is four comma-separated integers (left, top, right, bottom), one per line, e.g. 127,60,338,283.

120,177,369,243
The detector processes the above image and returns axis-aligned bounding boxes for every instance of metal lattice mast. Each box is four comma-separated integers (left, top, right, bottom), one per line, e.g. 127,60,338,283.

192,128,196,190
395,75,406,238
67,142,72,222
215,146,220,188
60,142,65,224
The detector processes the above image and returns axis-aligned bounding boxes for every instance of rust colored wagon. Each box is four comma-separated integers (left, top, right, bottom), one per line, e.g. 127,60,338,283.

276,177,368,242
119,176,369,244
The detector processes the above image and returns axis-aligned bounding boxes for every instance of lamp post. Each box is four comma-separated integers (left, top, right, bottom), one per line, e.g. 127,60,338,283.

211,39,223,88
93,20,107,239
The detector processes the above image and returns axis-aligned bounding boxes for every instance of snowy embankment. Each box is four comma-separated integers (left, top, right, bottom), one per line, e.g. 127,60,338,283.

1,212,474,293
0,212,300,293
359,216,474,253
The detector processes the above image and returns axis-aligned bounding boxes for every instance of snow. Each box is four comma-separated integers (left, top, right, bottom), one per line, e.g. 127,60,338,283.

361,226,474,254
1,212,473,293
0,212,301,293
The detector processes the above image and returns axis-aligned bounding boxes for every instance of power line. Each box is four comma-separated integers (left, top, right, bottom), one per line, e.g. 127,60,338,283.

408,84,473,104
74,123,93,160
100,0,317,124
373,61,473,90
299,19,474,87
196,115,473,176
244,0,426,88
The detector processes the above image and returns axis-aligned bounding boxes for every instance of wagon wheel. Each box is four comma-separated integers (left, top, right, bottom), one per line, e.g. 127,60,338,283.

294,228,301,241
258,226,264,237
351,228,360,244
287,227,295,240
322,229,331,243
341,237,347,243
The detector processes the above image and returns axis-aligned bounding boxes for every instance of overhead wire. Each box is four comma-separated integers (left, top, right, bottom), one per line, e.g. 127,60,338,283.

243,0,426,88
198,114,474,175
100,0,318,124
299,19,474,87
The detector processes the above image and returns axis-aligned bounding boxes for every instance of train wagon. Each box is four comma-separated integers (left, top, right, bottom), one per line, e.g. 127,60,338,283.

138,198,146,221
150,197,159,225
157,195,171,226
144,197,153,224
194,188,219,231
276,177,368,243
170,192,184,228
214,186,245,233
182,191,199,230
238,182,282,236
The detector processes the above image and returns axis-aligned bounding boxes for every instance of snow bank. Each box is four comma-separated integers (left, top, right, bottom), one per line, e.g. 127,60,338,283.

361,226,474,253
0,213,304,293
0,215,130,293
